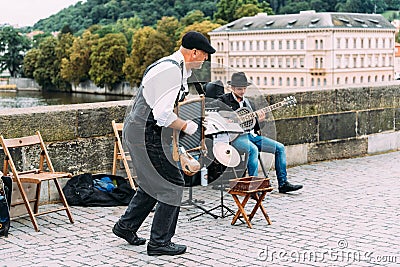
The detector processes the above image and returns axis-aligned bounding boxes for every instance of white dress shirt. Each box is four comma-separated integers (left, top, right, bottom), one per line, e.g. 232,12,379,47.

142,50,192,127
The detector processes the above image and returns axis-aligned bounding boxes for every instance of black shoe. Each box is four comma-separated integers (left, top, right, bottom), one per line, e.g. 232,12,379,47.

112,223,146,245
147,242,187,256
279,181,303,193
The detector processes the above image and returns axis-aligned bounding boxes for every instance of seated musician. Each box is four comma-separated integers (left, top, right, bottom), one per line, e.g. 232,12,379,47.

216,72,303,193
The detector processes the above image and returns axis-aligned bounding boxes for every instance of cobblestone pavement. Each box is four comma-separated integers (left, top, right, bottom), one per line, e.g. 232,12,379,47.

1,151,399,267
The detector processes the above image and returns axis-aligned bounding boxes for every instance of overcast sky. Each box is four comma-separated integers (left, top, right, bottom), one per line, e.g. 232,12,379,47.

0,0,86,27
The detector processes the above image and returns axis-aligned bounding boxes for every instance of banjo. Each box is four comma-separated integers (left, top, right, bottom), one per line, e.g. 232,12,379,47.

220,96,297,132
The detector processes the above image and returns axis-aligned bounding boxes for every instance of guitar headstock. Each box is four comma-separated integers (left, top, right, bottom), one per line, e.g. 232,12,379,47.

283,96,297,107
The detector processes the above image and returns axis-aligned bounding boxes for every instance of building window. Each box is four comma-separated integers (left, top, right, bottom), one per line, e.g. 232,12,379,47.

368,76,371,82
336,56,341,68
382,75,384,82
361,57,364,67
278,58,283,68
287,40,290,49
320,58,324,68
375,38,378,49
256,58,261,68
242,58,246,67
315,40,319,50
345,77,348,84
293,58,297,68
323,78,327,86
337,77,340,84
293,40,297,49
249,41,253,51
271,40,275,50
353,77,356,84
264,41,268,50
249,58,253,67
300,77,304,86
271,77,275,85
360,76,364,83
361,39,364,49
317,78,321,86
345,39,349,49
300,58,304,68
375,75,378,82
383,39,385,49
286,77,290,86
368,38,371,49
337,38,341,49
256,41,260,50
293,77,297,86
353,38,357,49
236,58,240,68
264,77,267,85
353,57,357,68
257,77,260,85
320,40,323,50
279,77,282,86
315,58,319,68
221,43,224,51
286,58,290,68
264,57,268,67
279,40,282,50
271,58,275,68
311,78,315,86
300,40,304,49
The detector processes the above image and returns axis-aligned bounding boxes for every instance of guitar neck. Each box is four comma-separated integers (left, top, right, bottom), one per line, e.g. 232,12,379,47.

241,101,286,121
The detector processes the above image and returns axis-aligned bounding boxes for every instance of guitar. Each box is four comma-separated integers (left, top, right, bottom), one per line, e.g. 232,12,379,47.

219,96,297,136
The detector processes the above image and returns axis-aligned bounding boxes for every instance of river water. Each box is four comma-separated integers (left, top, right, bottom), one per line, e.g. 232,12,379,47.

0,90,132,109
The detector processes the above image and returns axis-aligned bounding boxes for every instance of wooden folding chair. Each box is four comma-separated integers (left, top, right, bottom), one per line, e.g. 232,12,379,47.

111,120,136,189
0,131,74,232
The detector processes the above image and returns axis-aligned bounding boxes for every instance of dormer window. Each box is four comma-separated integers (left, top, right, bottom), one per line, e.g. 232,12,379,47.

265,20,274,27
310,18,320,24
243,22,253,29
227,22,235,28
288,19,297,25
354,18,364,23
368,18,379,24
338,17,349,23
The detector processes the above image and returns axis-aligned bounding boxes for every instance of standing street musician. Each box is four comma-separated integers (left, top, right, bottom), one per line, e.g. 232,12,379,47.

217,72,303,193
113,31,215,256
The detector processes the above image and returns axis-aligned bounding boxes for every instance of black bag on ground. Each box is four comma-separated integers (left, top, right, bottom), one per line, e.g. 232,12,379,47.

63,173,135,207
0,176,12,237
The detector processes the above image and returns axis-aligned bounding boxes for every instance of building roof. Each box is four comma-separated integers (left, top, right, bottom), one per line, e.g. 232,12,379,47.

211,10,395,33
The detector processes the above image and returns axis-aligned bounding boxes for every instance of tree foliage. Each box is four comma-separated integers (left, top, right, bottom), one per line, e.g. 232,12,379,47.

61,31,99,85
89,33,128,88
0,26,31,77
123,27,171,86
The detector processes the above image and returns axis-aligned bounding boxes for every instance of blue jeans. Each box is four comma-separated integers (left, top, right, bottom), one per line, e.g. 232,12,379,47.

232,133,287,187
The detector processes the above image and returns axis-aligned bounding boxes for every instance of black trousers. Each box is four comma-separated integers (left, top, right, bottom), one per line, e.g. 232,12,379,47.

118,122,184,245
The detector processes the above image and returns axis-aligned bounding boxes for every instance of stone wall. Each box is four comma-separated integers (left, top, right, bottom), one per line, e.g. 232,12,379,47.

0,85,399,207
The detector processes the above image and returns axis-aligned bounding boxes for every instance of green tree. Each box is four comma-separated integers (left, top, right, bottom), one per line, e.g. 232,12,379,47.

32,36,58,89
181,10,207,27
53,32,75,91
23,48,40,78
61,31,99,85
234,4,262,19
89,33,128,88
0,26,31,77
156,16,181,53
123,27,171,86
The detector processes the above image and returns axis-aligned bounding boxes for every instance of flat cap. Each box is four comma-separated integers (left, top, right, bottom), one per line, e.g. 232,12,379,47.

182,31,216,54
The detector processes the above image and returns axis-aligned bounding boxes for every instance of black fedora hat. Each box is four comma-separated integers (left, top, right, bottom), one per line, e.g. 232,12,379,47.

227,72,251,87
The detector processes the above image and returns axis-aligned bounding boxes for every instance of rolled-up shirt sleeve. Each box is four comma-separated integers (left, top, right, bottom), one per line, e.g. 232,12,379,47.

142,63,181,127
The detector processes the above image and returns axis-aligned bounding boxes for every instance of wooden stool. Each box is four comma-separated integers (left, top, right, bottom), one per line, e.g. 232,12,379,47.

228,187,273,228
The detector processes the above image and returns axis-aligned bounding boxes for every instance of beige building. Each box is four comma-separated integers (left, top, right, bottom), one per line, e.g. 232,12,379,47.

209,11,396,90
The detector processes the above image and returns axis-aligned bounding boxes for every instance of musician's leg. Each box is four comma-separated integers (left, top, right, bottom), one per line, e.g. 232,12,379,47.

251,135,287,186
232,134,259,176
